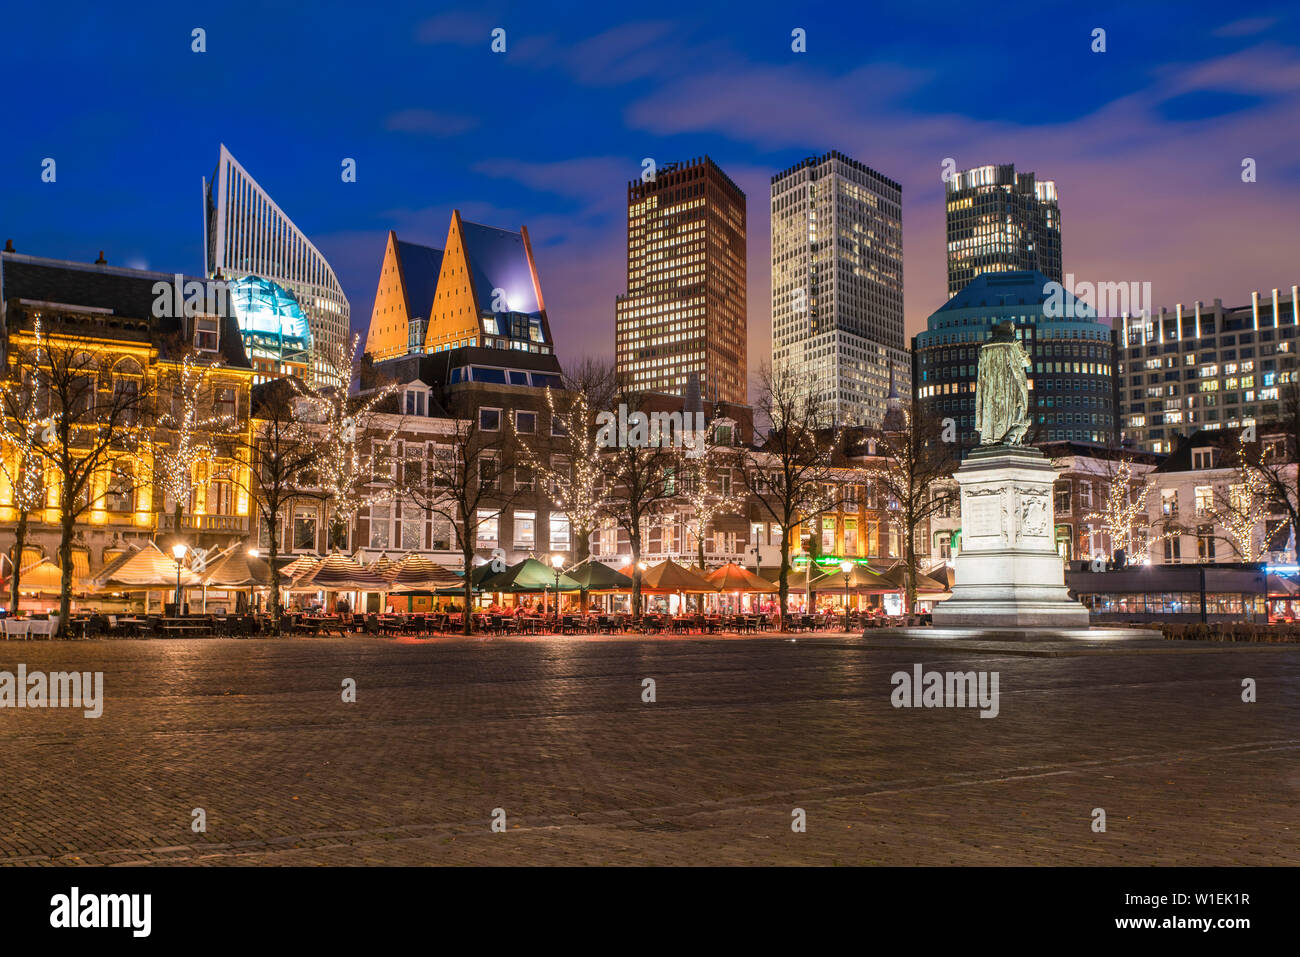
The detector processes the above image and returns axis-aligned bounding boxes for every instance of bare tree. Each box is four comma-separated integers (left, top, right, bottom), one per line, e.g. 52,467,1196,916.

154,351,229,540
677,434,736,569
1237,383,1300,559
599,387,678,622
298,334,400,549
408,396,520,635
239,379,322,635
736,362,841,630
1211,436,1273,561
1080,450,1164,564
0,323,49,612
864,401,959,612
514,358,616,607
18,327,153,635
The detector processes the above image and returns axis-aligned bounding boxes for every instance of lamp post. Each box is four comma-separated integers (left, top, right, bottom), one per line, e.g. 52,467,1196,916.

637,561,648,617
248,548,260,614
172,543,188,615
550,554,564,622
840,560,853,632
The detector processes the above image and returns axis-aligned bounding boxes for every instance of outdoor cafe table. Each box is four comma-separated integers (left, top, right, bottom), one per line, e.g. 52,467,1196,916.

159,618,211,637
298,615,347,637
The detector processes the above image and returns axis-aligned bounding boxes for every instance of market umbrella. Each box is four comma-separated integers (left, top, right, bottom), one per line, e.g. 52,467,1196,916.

477,558,581,593
202,548,273,587
637,558,718,594
705,562,778,593
385,553,463,591
1267,573,1300,597
564,557,634,591
94,541,202,589
289,551,390,591
9,558,71,595
879,563,948,594
928,565,956,591
279,553,321,582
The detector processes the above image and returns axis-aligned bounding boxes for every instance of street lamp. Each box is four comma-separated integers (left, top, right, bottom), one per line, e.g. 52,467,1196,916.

172,543,188,615
840,560,853,632
550,554,564,621
247,548,261,613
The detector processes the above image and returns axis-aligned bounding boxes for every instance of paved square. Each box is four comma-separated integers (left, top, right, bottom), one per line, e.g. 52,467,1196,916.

0,635,1296,865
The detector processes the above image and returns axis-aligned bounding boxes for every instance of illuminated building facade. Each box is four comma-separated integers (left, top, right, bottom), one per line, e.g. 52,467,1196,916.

615,157,747,405
770,150,906,429
0,250,256,585
226,276,312,383
1116,283,1300,453
204,144,349,384
946,164,1061,298
914,271,1117,453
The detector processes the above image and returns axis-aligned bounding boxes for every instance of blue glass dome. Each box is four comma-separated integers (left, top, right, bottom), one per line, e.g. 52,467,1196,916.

227,275,312,349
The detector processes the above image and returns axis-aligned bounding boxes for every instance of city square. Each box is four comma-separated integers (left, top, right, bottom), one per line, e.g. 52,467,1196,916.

0,634,1295,866
2,3,1298,917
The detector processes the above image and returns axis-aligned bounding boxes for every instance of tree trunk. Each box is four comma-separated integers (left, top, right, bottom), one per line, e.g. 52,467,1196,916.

904,522,918,615
462,538,475,636
8,511,27,615
777,536,791,632
576,526,590,612
630,528,642,622
57,508,74,638
268,510,282,636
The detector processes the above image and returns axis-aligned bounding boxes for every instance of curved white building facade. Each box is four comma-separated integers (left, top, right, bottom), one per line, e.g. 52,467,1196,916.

204,144,349,383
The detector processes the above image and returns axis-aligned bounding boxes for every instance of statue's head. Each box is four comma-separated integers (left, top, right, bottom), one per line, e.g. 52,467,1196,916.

990,321,1017,343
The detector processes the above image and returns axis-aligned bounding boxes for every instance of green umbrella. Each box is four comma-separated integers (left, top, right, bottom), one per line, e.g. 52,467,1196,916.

480,558,582,593
563,557,635,591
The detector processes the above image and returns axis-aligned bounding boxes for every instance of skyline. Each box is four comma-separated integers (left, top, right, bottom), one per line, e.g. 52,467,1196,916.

4,1,1299,389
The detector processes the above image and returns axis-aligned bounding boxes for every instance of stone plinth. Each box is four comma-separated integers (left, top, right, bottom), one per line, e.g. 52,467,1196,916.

932,444,1091,629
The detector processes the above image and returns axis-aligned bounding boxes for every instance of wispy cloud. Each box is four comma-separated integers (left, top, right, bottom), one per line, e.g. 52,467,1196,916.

384,108,478,136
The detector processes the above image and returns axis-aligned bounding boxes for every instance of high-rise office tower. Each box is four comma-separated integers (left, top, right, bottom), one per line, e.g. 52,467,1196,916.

914,271,1116,453
204,144,350,383
770,150,906,429
615,157,747,404
945,164,1061,298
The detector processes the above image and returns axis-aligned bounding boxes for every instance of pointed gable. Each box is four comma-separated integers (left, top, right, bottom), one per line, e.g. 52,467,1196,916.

365,230,444,361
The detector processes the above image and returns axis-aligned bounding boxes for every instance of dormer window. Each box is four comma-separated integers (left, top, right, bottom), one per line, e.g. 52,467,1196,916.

404,388,428,417
194,314,220,352
1192,448,1215,470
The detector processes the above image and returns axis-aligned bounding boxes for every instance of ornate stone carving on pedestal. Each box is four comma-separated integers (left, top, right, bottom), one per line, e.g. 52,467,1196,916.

932,444,1090,629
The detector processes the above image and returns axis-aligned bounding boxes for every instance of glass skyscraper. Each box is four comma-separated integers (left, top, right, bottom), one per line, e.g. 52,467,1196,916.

204,144,349,384
615,157,747,405
770,150,906,429
945,164,1061,299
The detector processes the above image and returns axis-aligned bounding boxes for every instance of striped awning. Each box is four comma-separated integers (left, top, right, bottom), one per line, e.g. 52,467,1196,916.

289,551,389,591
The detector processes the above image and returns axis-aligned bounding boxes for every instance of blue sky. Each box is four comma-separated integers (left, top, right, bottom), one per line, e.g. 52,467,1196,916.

4,1,1298,380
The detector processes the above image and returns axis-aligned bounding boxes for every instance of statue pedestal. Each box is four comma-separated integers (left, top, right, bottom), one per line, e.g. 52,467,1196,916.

932,444,1090,629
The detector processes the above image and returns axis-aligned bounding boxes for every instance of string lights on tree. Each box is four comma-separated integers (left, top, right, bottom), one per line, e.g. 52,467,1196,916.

155,353,228,535
0,317,51,611
298,333,399,549
1083,454,1164,563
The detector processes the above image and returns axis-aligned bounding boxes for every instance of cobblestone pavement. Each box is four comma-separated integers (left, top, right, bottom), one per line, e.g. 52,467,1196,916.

0,634,1296,866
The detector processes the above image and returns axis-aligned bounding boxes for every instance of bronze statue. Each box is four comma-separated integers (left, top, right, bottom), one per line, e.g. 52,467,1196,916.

975,322,1031,445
